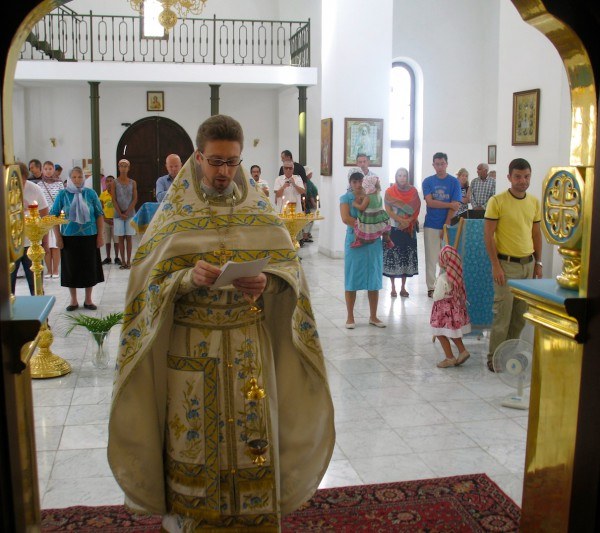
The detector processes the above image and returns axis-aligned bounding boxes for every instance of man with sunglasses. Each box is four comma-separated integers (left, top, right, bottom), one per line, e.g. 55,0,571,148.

109,114,334,532
274,160,306,213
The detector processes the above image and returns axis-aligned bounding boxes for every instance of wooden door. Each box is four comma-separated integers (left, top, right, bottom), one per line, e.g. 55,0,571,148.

116,117,194,205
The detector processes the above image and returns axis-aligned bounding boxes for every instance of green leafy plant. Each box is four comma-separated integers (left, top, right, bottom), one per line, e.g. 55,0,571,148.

63,312,123,343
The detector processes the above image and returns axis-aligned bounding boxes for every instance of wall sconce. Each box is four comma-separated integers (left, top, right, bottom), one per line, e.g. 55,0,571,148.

253,138,260,147
49,137,57,147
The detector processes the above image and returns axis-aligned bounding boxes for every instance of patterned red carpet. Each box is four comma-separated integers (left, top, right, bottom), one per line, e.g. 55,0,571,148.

41,473,520,532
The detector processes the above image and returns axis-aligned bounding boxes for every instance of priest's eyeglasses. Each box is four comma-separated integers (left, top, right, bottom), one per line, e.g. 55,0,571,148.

200,152,243,167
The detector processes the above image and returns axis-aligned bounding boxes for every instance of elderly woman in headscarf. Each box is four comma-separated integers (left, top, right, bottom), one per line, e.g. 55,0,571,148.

383,167,421,297
50,166,105,311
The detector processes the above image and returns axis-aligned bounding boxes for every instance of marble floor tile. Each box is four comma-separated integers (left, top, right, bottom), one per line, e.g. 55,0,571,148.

376,402,448,428
52,448,114,479
42,477,124,508
34,405,69,427
59,424,109,450
418,447,512,478
318,459,363,488
336,427,412,459
399,423,477,453
350,454,436,484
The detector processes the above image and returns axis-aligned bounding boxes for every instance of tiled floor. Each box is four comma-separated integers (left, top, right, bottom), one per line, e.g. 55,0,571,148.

19,230,529,510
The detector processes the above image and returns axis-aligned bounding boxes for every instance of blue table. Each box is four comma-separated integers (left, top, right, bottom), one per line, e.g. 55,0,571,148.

131,202,160,234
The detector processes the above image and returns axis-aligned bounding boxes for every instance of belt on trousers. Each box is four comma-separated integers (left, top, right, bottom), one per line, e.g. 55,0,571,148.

497,253,533,264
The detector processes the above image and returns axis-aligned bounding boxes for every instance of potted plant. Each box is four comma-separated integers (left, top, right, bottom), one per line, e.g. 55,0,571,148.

63,312,123,369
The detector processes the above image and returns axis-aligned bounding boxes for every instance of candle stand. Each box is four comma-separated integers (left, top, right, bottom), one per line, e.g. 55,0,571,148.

24,205,71,379
279,202,324,250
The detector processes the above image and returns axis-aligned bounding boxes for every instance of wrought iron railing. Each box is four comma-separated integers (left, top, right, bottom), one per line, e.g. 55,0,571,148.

20,6,311,67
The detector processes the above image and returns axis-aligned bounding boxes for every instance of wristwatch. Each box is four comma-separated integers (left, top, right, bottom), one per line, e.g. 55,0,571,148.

535,261,543,267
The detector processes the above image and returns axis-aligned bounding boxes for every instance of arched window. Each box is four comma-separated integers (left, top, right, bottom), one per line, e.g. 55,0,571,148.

389,62,415,184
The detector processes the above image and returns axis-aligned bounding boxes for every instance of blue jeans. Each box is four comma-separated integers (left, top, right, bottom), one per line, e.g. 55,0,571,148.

10,247,35,295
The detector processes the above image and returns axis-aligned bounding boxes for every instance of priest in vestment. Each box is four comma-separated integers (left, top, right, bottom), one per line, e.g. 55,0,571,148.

108,115,335,532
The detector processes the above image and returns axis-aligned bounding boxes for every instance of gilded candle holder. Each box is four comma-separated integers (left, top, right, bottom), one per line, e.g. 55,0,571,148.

24,205,71,379
279,204,324,249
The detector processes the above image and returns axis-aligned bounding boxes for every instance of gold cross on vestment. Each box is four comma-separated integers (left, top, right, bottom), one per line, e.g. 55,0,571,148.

214,245,233,266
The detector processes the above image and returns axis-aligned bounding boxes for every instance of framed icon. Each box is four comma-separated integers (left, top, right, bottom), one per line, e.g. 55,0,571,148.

147,91,164,112
487,145,497,165
343,118,383,166
512,89,540,145
320,118,333,176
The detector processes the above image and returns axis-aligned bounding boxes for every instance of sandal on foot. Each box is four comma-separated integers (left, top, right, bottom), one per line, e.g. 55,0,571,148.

456,351,470,366
391,291,397,298
400,289,409,297
487,360,496,372
437,357,457,368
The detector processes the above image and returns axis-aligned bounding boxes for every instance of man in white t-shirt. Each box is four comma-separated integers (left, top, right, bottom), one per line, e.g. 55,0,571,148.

11,162,49,295
274,161,305,212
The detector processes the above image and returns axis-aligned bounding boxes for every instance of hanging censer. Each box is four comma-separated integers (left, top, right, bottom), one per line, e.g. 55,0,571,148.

243,294,269,465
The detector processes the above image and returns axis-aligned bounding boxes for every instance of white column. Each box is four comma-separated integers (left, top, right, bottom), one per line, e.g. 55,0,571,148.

319,0,393,257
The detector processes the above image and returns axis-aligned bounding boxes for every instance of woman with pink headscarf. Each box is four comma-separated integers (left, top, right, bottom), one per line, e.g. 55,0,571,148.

430,245,471,368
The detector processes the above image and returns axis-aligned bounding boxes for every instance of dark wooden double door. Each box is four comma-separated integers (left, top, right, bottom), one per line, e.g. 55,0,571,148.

116,117,194,205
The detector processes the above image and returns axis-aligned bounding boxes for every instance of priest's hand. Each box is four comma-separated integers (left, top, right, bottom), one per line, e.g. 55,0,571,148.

191,260,222,287
233,273,268,297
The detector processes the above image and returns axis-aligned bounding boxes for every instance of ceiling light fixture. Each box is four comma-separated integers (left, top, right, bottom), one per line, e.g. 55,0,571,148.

130,0,208,32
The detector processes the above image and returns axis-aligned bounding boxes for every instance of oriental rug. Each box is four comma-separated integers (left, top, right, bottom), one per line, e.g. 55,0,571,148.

41,473,520,532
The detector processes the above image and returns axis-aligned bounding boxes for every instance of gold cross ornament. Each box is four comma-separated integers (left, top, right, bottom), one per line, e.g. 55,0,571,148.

214,244,233,266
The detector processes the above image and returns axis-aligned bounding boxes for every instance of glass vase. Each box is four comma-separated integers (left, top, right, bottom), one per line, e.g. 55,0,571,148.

90,331,110,369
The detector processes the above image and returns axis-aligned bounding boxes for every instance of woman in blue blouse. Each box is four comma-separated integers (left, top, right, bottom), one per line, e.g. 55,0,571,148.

339,171,385,329
50,166,105,311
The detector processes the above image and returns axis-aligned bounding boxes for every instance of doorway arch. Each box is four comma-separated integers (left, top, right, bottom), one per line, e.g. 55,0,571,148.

116,116,194,205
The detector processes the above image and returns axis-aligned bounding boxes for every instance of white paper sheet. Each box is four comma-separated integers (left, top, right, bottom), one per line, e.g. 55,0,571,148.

212,256,271,289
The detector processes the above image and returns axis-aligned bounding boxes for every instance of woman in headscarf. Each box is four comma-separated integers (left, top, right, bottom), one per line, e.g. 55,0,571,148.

383,167,421,297
50,166,105,311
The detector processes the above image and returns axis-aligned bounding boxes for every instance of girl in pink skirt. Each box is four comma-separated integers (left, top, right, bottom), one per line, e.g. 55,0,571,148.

430,245,471,368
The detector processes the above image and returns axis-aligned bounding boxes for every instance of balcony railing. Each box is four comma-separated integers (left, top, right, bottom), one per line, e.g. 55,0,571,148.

20,6,311,67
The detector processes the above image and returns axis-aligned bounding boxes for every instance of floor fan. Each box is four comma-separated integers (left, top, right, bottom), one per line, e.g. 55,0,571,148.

492,339,533,410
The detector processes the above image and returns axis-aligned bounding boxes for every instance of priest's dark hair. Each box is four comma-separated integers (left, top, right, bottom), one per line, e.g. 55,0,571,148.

196,114,244,152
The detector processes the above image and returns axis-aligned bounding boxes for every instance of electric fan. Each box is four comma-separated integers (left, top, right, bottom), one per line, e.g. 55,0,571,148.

492,339,533,410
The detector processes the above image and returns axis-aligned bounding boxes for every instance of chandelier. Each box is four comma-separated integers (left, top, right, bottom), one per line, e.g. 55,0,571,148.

130,0,208,31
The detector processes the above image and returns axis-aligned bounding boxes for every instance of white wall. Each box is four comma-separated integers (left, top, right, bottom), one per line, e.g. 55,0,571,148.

392,0,494,184
17,83,280,189
320,0,393,257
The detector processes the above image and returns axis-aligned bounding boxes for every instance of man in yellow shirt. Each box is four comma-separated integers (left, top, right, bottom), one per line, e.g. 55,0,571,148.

99,175,120,265
484,158,543,372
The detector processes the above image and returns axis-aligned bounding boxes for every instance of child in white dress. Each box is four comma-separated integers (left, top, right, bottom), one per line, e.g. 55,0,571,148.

430,245,471,368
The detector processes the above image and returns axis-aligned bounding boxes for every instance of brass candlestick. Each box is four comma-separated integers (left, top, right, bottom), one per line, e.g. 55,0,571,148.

24,205,71,379
279,202,324,250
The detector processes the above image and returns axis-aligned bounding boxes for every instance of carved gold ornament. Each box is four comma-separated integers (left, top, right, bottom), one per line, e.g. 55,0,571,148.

541,167,584,290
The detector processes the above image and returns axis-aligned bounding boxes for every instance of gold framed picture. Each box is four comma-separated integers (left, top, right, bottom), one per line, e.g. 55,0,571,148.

147,91,164,112
320,118,333,176
344,118,383,166
512,89,540,145
487,145,497,165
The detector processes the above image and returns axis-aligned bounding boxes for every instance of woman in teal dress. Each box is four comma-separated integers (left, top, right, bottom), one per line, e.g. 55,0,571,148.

339,171,385,329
